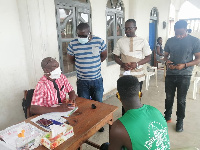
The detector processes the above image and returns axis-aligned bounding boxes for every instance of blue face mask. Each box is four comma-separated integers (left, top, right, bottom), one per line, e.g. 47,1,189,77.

78,37,89,44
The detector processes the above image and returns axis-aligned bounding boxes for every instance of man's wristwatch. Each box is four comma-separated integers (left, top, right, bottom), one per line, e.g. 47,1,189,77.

136,62,139,69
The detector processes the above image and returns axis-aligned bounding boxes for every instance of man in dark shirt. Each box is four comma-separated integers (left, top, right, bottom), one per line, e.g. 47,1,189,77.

164,20,200,132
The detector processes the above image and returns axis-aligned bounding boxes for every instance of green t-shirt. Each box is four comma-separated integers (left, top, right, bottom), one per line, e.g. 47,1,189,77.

119,105,170,150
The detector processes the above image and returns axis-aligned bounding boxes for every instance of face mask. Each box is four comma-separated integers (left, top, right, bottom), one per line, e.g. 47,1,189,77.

78,37,89,44
49,67,62,79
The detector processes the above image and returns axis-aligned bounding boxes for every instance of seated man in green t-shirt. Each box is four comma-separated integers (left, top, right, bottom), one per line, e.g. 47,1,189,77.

100,76,170,150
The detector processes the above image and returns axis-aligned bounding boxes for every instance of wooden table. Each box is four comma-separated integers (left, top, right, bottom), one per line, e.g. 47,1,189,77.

26,97,118,150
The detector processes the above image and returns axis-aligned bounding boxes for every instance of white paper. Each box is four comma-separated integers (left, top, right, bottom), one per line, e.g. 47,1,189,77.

0,141,14,150
31,107,78,131
50,125,66,138
0,122,45,150
123,70,131,75
45,106,78,118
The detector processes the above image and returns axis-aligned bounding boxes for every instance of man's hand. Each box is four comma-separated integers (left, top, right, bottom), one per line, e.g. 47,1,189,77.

175,64,185,70
63,99,76,107
57,103,74,112
165,60,173,66
168,64,176,70
121,63,131,71
69,93,76,101
68,90,76,101
129,62,137,70
166,60,176,70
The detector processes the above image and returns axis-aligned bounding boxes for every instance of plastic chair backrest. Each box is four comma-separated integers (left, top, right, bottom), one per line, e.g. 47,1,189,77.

22,89,34,118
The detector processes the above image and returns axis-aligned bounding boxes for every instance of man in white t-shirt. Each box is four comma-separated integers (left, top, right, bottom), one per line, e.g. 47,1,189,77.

113,19,152,115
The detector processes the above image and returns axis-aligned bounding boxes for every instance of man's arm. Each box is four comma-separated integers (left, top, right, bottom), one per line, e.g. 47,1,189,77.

164,51,170,62
113,54,130,71
68,90,76,101
68,54,75,64
164,51,177,69
164,52,200,70
108,120,132,150
129,54,151,69
137,54,151,66
175,52,200,70
185,52,200,67
101,50,107,62
113,40,130,70
30,104,74,115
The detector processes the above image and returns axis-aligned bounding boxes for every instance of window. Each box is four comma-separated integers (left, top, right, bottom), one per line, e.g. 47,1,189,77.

55,0,91,75
106,0,124,64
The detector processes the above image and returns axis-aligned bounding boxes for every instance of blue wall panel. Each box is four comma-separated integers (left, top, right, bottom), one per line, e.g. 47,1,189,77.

149,22,156,50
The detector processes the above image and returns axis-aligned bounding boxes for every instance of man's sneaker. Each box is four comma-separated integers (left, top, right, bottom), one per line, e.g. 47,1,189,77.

176,121,183,132
98,127,104,132
166,119,172,123
165,117,172,123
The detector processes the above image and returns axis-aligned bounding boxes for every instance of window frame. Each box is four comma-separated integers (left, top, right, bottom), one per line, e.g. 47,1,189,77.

106,0,125,66
54,0,91,77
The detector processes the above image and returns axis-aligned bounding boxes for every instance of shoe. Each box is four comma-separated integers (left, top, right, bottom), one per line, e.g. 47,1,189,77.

165,117,172,123
176,121,183,132
166,119,172,123
98,127,104,132
100,142,109,150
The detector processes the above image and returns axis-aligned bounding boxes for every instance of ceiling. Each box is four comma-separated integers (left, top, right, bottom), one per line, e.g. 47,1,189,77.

187,0,200,9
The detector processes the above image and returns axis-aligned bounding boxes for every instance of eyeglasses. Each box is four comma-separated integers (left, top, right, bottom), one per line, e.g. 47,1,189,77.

124,27,136,31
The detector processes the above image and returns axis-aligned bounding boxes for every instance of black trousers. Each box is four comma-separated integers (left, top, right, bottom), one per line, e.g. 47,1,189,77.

164,75,191,120
122,81,143,115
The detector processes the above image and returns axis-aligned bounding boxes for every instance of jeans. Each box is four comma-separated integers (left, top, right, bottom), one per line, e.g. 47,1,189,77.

164,75,191,120
77,78,104,102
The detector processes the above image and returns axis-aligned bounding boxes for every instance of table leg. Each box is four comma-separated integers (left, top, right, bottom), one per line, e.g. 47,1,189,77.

164,65,166,81
85,140,100,149
77,146,82,150
108,115,114,143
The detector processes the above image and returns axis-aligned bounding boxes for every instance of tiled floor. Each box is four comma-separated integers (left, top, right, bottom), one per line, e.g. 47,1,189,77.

82,70,200,150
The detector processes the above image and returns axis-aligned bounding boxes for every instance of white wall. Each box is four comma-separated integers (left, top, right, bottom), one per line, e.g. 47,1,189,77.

191,32,200,39
129,0,171,45
0,0,29,130
17,0,59,88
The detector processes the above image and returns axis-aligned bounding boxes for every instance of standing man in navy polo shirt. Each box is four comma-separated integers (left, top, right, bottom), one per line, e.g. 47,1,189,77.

67,23,107,131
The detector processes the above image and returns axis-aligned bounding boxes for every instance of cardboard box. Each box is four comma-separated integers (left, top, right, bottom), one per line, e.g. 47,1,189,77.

41,124,74,149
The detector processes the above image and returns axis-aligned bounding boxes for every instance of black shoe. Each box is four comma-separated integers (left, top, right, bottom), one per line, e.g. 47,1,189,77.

176,120,183,132
100,142,109,150
98,127,104,132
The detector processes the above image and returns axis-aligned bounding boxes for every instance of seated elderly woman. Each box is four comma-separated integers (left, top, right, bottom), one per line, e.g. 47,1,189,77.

30,57,76,115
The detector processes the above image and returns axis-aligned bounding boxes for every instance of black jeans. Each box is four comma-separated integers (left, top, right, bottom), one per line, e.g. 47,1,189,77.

164,75,191,120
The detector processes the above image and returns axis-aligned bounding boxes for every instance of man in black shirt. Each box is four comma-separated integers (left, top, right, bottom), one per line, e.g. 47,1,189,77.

164,20,200,132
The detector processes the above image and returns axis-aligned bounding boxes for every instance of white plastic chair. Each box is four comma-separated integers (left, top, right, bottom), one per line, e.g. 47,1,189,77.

191,65,200,100
143,63,158,90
